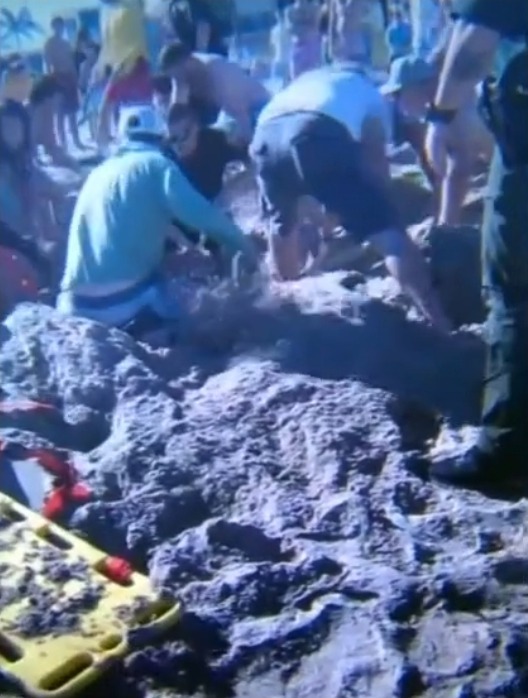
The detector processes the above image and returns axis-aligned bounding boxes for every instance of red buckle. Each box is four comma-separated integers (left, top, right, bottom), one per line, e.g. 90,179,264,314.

101,557,133,585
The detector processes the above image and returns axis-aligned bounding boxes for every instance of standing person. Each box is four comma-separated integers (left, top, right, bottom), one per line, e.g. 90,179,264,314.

270,9,292,84
386,8,413,61
44,17,85,151
380,54,491,225
250,64,451,331
424,0,528,486
330,0,369,63
286,0,323,79
95,0,153,147
361,0,390,69
410,0,442,58
167,0,232,57
73,28,92,76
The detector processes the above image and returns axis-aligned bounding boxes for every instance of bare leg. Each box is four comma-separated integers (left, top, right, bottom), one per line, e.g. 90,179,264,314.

370,228,452,332
437,156,471,226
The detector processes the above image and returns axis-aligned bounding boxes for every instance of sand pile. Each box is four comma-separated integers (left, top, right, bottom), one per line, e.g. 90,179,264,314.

2,169,528,698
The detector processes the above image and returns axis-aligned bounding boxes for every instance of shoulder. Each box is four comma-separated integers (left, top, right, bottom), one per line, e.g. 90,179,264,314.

451,0,528,39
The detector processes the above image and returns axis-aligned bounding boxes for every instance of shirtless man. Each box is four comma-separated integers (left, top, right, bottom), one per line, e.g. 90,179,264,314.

381,53,492,225
44,17,84,151
160,41,270,145
250,64,451,331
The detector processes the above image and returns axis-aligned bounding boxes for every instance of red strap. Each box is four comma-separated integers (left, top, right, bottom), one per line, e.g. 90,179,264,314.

42,487,69,520
1,440,93,519
29,448,74,481
0,400,56,415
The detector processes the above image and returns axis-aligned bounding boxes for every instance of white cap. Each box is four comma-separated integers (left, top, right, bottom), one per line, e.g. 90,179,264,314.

116,104,165,141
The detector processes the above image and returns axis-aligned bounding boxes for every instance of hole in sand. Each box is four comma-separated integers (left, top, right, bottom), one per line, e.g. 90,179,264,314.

99,634,124,652
38,653,94,691
0,632,23,662
36,526,73,551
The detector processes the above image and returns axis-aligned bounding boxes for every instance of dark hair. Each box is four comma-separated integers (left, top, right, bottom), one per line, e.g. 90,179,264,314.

159,41,192,71
29,75,61,106
0,100,32,177
167,102,198,126
152,73,172,97
51,16,64,28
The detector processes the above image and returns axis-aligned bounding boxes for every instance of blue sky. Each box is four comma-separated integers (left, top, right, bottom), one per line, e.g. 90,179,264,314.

0,0,100,52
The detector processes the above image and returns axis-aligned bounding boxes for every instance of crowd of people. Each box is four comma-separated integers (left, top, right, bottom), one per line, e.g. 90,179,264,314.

1,0,527,490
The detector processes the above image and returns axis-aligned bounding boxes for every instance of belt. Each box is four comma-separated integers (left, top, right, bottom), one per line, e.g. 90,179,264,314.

64,271,159,310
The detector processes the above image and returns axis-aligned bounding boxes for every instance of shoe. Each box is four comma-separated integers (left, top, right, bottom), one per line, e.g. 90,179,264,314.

430,446,523,488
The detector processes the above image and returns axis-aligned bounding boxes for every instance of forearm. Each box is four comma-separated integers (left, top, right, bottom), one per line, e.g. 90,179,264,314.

434,20,499,110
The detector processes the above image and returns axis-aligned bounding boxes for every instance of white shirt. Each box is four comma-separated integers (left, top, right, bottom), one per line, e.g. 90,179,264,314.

258,65,390,141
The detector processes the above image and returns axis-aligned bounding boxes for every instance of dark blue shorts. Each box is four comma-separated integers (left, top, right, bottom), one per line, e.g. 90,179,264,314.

249,111,399,242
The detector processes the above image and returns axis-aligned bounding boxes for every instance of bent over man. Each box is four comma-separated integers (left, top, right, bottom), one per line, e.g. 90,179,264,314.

250,63,451,332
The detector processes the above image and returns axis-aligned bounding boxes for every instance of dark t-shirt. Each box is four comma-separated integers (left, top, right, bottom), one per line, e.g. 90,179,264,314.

451,0,528,38
179,127,247,201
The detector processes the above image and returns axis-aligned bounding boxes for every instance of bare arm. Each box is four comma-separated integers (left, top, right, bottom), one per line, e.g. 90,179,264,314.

433,20,500,110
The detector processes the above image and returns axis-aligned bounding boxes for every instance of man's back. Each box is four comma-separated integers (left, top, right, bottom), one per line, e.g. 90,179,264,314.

62,145,170,290
258,65,388,140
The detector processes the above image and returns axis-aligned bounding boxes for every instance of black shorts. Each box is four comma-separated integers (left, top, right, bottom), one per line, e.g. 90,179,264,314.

249,111,399,242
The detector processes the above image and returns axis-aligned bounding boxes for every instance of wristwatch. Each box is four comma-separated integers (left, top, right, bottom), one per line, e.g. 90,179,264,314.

425,103,458,125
